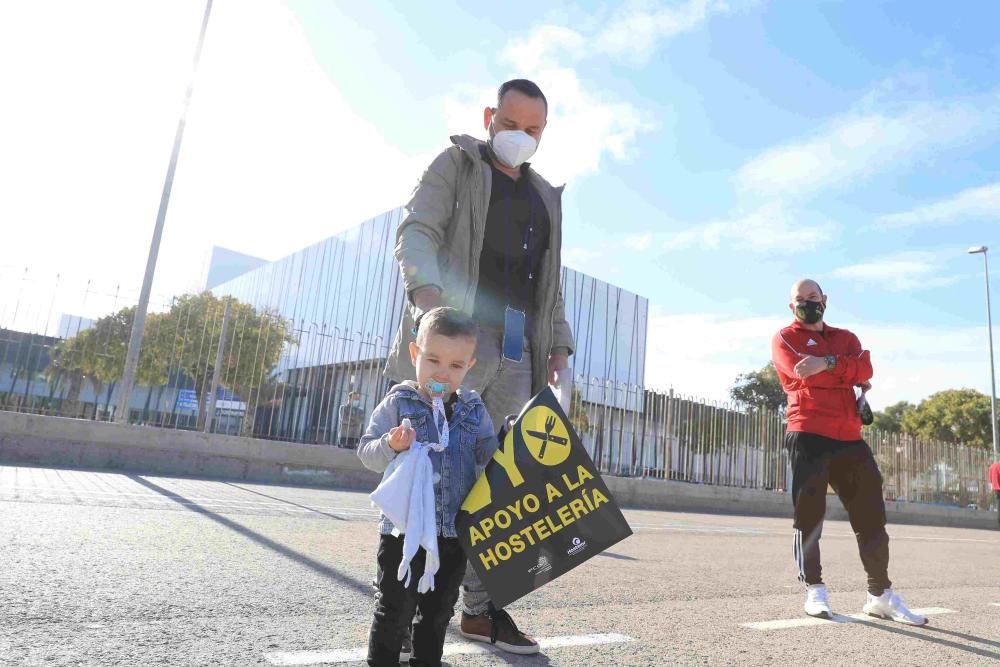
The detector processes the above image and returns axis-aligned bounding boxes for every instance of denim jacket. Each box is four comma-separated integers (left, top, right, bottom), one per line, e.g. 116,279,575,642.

357,382,497,538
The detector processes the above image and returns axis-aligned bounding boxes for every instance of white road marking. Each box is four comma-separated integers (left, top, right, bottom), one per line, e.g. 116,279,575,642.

264,633,634,665
742,607,955,631
266,647,367,665
990,603,1000,607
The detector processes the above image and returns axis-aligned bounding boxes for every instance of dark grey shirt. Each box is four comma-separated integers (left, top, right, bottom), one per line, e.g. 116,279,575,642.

473,146,551,329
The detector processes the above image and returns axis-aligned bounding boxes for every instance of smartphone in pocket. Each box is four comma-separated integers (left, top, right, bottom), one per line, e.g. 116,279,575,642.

502,307,526,363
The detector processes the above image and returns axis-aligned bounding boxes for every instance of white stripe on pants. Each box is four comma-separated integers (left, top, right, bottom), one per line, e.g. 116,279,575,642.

793,528,806,586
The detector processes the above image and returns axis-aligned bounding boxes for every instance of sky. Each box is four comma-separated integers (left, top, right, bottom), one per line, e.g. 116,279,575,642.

0,0,997,410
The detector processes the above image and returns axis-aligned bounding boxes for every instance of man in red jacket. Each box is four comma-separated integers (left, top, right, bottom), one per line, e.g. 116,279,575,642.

772,279,927,625
990,461,1000,529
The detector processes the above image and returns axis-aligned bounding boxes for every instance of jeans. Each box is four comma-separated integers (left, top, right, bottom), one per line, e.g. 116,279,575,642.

786,431,892,596
460,328,533,616
367,534,467,666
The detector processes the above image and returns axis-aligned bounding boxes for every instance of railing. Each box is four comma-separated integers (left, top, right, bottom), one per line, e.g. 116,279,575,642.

1,337,994,510
0,320,394,445
569,377,995,511
0,267,994,512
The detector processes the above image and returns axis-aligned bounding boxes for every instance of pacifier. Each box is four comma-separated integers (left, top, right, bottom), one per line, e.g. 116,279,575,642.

424,380,450,398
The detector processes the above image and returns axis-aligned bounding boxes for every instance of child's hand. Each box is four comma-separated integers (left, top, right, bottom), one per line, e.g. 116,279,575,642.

388,418,415,453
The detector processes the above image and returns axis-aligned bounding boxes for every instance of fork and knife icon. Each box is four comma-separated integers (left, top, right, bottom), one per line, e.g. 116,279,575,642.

526,415,569,458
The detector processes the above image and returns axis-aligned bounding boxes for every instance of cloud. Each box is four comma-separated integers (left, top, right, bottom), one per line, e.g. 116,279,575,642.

450,0,758,184
644,311,784,401
563,247,603,272
644,309,990,410
594,0,721,63
0,0,432,309
0,0,738,331
444,67,650,185
877,182,1000,228
501,25,587,72
830,251,960,291
622,233,655,251
504,0,745,69
561,233,654,274
736,99,997,198
662,201,835,253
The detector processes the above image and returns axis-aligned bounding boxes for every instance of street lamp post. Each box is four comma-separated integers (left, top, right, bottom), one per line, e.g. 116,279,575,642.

115,0,214,423
968,245,999,459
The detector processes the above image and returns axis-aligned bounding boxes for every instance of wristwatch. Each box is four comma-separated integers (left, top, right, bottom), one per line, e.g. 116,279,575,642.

824,355,837,371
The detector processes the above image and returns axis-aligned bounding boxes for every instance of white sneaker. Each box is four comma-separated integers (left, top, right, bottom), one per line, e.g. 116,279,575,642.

804,584,833,619
863,590,928,626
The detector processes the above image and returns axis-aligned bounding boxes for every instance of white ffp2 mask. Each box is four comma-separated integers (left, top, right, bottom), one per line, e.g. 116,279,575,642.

489,129,538,168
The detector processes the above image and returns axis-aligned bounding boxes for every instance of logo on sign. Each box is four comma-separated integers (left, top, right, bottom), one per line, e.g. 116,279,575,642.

567,536,587,556
520,407,572,466
528,556,553,575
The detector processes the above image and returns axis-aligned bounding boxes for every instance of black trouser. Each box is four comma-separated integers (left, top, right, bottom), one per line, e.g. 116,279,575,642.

786,431,891,596
367,534,466,667
995,491,1000,528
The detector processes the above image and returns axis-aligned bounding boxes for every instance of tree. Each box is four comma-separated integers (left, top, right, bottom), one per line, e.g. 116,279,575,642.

48,307,169,418
871,401,915,433
901,388,993,449
158,292,295,431
730,362,786,414
1,331,58,411
48,293,294,428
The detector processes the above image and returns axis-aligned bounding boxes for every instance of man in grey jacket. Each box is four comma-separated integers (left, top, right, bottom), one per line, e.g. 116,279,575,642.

385,79,575,655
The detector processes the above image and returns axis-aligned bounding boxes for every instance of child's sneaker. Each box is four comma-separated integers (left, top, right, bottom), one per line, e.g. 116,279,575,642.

398,626,412,663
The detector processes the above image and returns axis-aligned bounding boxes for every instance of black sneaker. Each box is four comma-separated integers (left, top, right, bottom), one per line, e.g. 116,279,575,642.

399,625,412,663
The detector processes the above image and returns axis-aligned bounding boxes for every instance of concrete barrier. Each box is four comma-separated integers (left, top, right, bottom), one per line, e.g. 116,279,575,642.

1,411,995,531
0,410,380,490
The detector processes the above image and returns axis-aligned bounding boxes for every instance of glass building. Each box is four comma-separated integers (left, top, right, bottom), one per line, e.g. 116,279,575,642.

211,206,649,444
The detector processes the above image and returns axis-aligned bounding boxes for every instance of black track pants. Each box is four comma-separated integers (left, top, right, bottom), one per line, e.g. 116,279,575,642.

786,431,891,596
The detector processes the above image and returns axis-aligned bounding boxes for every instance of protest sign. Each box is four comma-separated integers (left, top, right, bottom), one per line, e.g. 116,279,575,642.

456,387,632,608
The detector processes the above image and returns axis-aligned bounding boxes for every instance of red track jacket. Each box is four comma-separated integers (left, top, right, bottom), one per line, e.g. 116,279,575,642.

772,321,874,441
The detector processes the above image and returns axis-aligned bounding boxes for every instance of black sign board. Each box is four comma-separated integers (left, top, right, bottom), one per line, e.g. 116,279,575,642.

456,387,633,608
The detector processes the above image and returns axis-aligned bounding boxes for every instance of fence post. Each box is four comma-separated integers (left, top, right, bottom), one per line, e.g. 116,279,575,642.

204,298,232,434
664,388,674,480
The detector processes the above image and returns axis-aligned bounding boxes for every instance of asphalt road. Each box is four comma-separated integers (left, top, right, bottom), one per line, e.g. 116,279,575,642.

1,465,997,666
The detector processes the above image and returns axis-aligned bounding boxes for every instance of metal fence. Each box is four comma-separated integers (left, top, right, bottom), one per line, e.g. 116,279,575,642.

0,270,995,512
568,377,996,511
0,303,393,442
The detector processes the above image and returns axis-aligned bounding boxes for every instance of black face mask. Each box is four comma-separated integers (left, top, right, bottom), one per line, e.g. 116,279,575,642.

795,300,825,324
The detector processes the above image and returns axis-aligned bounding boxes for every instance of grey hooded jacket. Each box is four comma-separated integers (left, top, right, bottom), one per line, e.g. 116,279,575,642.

384,134,575,395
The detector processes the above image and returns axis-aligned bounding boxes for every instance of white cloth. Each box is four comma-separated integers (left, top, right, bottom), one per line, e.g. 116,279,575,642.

369,398,450,593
